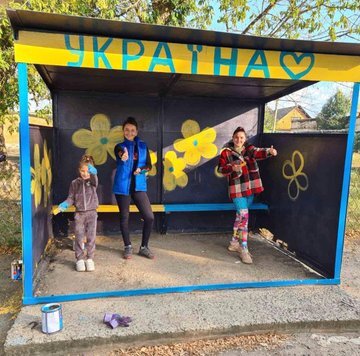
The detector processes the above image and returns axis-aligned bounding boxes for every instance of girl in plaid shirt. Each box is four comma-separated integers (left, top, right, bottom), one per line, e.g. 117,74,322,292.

217,127,277,264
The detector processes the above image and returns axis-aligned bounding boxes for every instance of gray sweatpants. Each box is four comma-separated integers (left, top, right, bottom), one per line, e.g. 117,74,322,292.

74,210,98,261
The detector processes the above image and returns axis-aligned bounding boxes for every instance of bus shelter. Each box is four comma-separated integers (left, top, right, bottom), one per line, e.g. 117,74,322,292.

7,9,360,305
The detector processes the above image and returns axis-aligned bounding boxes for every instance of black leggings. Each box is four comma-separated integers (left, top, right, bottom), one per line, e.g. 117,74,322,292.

115,192,154,247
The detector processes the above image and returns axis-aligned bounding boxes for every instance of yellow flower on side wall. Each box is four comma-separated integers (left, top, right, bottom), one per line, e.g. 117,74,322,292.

72,114,123,165
173,119,218,166
31,144,42,208
148,150,157,176
31,140,53,208
163,151,188,191
41,140,52,207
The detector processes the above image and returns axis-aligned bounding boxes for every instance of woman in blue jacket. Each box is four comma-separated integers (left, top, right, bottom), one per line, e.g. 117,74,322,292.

113,117,154,260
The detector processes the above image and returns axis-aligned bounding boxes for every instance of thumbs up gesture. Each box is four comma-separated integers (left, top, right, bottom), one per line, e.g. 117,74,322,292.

121,147,129,161
269,145,277,156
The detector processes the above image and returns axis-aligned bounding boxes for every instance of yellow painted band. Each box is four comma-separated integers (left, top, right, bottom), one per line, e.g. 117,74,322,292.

15,31,360,82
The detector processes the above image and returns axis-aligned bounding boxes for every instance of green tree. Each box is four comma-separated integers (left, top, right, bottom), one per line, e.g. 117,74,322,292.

1,0,359,152
0,0,214,153
217,0,360,41
354,133,360,152
316,90,351,130
264,105,275,133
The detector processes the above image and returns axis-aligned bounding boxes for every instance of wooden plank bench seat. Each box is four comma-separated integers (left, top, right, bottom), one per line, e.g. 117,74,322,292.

52,203,269,234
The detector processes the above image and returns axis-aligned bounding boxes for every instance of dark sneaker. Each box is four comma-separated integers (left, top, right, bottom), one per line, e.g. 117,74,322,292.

138,246,155,259
123,245,133,259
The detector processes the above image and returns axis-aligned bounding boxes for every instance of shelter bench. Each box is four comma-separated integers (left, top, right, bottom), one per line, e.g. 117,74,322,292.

53,203,269,234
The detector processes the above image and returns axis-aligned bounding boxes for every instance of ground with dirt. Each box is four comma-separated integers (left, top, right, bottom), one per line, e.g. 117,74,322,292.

0,253,22,355
34,232,319,297
1,235,359,355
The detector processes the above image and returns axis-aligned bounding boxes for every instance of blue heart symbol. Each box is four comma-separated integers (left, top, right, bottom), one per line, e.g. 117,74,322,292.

280,52,315,80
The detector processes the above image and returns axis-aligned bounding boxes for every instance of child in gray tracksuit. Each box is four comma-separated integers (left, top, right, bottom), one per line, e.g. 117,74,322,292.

59,155,99,272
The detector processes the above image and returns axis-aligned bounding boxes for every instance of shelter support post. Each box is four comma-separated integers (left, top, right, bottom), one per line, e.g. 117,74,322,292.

335,82,360,279
18,63,33,302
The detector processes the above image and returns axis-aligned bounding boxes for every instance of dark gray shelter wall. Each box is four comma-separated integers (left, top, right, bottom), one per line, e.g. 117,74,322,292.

162,96,259,232
53,91,259,233
163,96,259,203
53,91,161,205
257,133,347,277
30,126,53,273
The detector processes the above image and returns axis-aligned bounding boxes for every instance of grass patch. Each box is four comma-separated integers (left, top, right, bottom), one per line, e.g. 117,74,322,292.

353,152,360,168
0,289,22,317
347,168,360,232
0,200,21,254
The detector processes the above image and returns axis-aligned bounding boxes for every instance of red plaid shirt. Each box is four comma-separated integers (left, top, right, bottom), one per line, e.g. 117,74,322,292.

218,141,271,199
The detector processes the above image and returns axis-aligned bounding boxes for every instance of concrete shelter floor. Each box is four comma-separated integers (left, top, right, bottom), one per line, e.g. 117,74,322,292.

35,233,320,296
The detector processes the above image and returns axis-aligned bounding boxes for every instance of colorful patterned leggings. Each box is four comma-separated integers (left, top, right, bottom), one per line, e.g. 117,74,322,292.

232,195,254,248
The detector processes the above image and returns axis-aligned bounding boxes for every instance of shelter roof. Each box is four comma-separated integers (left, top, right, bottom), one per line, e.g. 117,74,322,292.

7,9,359,56
7,9,359,102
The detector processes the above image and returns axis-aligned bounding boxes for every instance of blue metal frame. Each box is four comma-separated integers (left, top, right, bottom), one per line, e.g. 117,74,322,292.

17,59,357,305
334,82,360,279
18,63,34,302
23,278,337,305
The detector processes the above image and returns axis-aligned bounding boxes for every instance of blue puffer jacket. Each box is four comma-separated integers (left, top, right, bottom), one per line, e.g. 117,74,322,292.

113,137,148,195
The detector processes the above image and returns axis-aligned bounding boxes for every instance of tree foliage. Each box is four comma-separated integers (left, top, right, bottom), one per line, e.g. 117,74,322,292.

217,0,360,41
264,105,275,133
316,90,351,130
0,0,359,151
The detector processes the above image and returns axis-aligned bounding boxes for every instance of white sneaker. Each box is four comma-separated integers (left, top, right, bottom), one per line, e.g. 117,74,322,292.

76,259,86,272
85,259,95,272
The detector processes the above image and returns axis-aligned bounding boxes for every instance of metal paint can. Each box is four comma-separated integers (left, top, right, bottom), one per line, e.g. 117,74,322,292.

11,259,22,280
41,303,63,334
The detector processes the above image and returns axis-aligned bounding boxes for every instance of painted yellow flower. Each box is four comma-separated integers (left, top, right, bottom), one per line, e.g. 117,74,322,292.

163,151,188,191
41,140,52,207
148,150,157,176
31,140,52,208
31,144,42,208
173,119,218,166
214,165,224,178
72,113,123,165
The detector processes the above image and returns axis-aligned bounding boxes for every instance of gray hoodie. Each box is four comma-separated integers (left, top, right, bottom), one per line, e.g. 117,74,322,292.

65,175,99,212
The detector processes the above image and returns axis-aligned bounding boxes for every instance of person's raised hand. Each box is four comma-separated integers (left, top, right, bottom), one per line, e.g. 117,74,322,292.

269,145,277,156
121,147,129,161
88,164,97,175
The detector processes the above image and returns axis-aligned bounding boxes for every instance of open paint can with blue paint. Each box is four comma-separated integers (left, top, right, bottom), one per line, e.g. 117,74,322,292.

41,303,63,334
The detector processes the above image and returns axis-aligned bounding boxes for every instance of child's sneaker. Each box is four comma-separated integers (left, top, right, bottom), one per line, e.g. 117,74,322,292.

123,245,133,259
138,246,155,259
85,259,95,272
76,259,86,272
228,240,241,252
238,248,253,264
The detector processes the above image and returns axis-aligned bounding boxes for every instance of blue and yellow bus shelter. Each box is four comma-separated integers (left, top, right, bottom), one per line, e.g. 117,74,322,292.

7,9,360,305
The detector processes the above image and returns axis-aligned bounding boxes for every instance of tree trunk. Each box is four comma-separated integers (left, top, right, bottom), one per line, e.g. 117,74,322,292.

0,125,7,155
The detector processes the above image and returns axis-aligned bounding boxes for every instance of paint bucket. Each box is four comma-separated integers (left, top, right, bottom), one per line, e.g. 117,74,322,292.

41,303,63,334
11,259,22,280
